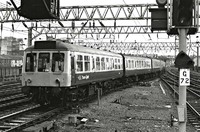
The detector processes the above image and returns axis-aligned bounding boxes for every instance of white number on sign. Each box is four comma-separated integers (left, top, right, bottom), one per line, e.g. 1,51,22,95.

180,78,189,84
179,69,190,86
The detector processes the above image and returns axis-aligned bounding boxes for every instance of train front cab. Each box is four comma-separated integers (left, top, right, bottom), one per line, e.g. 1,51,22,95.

21,50,71,104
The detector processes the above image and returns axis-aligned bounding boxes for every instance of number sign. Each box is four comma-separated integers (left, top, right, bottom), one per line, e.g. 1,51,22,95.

179,69,190,86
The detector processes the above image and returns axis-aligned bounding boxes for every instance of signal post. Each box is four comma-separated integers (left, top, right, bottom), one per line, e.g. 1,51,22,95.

177,29,188,132
150,0,198,131
174,30,194,131
172,0,197,132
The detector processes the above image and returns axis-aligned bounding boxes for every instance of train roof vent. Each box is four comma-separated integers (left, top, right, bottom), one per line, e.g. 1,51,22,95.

34,41,56,49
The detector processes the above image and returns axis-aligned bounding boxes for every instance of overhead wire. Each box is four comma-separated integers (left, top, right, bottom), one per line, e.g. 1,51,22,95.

122,0,149,42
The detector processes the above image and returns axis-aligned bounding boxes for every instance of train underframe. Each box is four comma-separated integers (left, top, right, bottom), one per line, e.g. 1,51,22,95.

22,70,163,106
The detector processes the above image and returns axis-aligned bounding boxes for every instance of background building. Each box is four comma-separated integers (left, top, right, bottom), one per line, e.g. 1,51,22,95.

0,37,25,55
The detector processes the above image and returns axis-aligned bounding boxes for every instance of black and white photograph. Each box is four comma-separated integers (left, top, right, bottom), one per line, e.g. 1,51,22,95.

0,0,199,131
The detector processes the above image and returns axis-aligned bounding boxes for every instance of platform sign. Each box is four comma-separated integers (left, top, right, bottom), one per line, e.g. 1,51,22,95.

179,69,190,86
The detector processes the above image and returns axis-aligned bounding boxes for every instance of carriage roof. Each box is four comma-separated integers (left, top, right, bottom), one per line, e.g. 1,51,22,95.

25,40,122,57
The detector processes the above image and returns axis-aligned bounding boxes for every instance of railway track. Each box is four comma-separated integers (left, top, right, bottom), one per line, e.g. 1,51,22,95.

0,81,30,110
0,82,70,132
0,103,63,132
0,91,62,132
0,82,22,97
0,74,161,131
0,81,58,132
161,68,200,131
0,93,30,110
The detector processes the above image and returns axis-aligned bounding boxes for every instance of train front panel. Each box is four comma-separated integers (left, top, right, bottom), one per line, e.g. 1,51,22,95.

22,51,71,87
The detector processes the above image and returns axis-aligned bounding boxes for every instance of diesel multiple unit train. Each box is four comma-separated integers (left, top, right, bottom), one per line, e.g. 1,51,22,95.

21,40,165,105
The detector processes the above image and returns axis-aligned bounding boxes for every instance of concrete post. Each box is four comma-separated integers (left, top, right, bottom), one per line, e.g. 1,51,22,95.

178,28,187,132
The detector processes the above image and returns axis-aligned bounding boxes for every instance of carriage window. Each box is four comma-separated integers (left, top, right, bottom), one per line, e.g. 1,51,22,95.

52,53,64,72
118,59,121,69
92,57,95,70
128,60,131,68
26,53,37,72
111,58,114,69
135,61,137,68
106,58,109,70
38,53,50,72
84,56,90,71
101,57,105,70
138,61,140,68
132,60,134,68
77,55,83,72
114,59,118,69
125,60,128,68
108,58,112,70
142,61,144,67
139,61,142,68
96,57,100,71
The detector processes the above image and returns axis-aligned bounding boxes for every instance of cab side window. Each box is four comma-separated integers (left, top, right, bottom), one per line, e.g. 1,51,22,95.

77,55,83,72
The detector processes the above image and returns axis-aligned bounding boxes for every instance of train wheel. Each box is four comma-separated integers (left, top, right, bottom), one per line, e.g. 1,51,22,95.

39,88,51,105
31,87,50,105
29,88,40,103
49,87,62,106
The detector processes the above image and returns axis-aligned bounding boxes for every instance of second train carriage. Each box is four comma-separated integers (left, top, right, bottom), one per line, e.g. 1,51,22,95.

22,40,165,105
123,55,152,77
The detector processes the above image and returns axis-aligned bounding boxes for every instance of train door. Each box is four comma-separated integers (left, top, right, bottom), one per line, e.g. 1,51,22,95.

71,54,76,85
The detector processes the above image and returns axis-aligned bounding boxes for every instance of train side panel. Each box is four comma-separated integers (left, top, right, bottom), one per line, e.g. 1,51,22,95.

123,55,152,77
71,51,123,86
